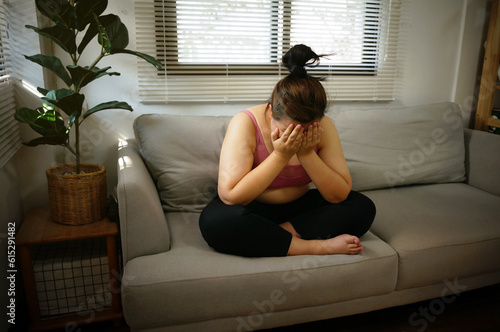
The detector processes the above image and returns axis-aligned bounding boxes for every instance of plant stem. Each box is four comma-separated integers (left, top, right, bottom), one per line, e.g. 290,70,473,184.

89,52,105,71
75,117,80,173
65,143,76,157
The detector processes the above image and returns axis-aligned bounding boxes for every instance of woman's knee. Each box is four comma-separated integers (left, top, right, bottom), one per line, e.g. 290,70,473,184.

199,198,249,249
198,209,216,242
199,198,227,244
350,191,376,235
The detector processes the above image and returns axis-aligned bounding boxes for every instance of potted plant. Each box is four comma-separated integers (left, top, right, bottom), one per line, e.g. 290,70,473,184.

14,0,161,225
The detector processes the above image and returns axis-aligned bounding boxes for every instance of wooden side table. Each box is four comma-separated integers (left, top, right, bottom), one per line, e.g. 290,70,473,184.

16,206,123,331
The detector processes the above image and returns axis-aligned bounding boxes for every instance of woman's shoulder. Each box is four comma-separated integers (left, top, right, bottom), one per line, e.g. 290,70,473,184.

319,115,340,134
222,110,258,155
246,103,268,114
225,109,258,143
319,115,335,126
229,110,255,128
318,115,341,148
230,105,266,128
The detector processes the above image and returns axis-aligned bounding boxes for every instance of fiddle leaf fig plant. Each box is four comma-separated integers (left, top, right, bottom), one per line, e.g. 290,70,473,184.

15,0,162,173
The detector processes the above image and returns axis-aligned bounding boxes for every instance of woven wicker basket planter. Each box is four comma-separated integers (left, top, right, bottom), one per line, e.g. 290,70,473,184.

46,163,107,225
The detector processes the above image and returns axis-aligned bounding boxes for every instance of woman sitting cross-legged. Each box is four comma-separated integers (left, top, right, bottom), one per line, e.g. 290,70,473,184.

199,44,376,258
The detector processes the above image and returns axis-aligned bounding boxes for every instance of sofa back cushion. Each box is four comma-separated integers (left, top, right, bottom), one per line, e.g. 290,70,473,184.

134,102,466,213
134,114,230,213
331,102,466,191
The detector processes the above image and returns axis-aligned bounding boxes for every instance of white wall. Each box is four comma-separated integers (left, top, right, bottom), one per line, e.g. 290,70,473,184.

454,0,491,126
8,0,491,209
395,0,488,123
400,0,489,126
400,0,463,106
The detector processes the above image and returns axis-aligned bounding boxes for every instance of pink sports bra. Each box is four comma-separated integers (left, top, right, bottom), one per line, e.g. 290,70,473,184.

241,110,317,189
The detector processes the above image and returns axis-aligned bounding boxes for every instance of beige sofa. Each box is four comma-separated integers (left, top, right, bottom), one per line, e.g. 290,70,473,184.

117,102,500,332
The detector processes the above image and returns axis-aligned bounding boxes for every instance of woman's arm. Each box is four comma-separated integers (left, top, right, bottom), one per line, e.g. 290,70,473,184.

218,112,304,205
297,117,352,203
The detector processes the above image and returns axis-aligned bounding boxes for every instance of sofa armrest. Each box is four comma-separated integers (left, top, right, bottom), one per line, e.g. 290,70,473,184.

464,128,500,196
117,139,170,264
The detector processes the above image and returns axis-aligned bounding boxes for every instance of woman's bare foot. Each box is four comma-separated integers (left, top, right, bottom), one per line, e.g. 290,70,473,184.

287,234,363,256
318,234,363,255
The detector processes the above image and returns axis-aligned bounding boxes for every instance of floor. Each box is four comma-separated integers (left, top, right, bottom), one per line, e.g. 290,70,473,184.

262,283,500,332
11,283,500,332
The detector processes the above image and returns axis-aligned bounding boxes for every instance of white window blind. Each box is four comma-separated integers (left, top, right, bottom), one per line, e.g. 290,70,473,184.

0,0,43,168
135,0,405,103
6,0,44,90
0,0,21,169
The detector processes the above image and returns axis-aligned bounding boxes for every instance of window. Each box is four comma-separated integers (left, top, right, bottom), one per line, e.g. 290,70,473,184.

135,0,404,102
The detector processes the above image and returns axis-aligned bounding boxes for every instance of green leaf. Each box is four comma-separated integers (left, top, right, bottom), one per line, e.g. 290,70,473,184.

110,49,163,69
37,87,50,96
24,136,68,147
35,0,76,29
37,109,67,139
24,54,73,87
26,25,76,55
15,107,42,125
43,88,73,100
42,89,85,117
78,14,116,54
67,111,80,134
94,14,113,53
101,16,129,50
15,106,68,140
83,101,133,118
67,65,120,90
75,0,107,31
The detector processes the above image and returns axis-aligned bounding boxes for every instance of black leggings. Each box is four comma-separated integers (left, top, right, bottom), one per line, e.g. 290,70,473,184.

199,190,375,257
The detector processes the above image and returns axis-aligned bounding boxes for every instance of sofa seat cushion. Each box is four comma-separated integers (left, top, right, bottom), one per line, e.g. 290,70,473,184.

121,213,397,330
364,183,500,290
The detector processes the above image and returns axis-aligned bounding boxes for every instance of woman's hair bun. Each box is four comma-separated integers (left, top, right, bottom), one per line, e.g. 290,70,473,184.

282,44,321,78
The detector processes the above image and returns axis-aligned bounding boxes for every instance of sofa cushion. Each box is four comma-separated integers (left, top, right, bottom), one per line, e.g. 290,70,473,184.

121,215,397,330
134,114,230,213
364,183,500,290
331,102,466,191
464,128,500,196
134,102,466,212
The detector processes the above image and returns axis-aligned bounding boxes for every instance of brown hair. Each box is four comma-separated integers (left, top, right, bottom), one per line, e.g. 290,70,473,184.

269,44,328,123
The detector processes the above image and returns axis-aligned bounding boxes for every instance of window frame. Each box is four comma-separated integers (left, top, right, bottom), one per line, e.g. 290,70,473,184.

154,0,382,76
